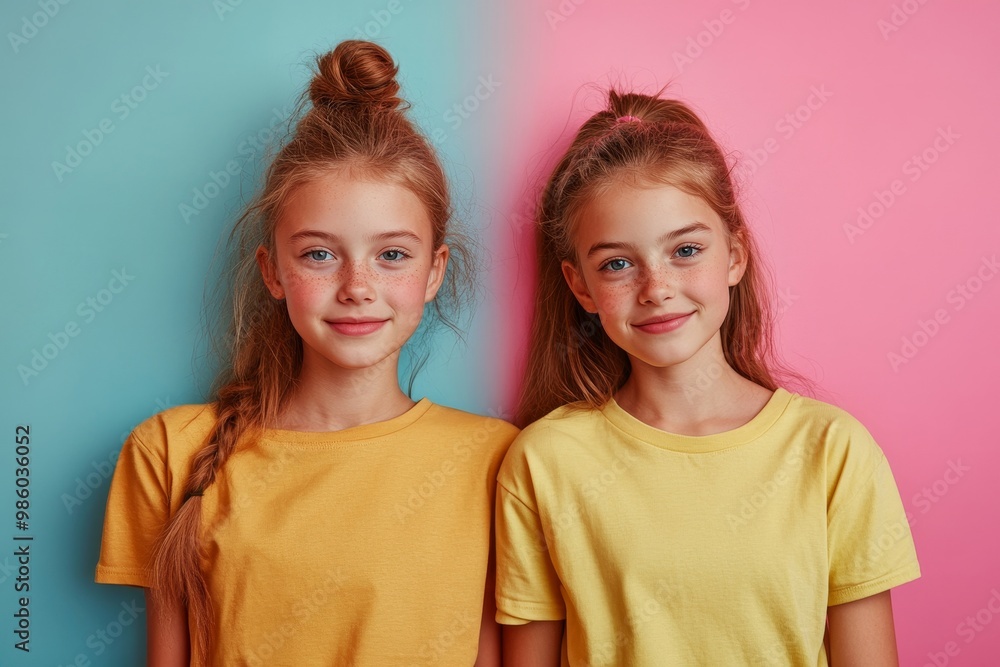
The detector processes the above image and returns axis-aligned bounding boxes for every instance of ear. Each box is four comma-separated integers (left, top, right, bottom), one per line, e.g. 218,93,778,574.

561,260,599,313
727,234,749,287
255,245,285,300
424,243,450,303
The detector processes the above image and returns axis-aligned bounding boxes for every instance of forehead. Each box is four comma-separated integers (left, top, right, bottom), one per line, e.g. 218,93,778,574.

573,182,725,244
276,170,431,238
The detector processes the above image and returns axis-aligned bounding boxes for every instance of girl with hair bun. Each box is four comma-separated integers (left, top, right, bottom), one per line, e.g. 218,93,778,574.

95,40,514,666
495,90,920,665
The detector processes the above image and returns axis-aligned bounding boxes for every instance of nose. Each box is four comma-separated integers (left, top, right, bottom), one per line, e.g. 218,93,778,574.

336,261,376,304
637,264,676,304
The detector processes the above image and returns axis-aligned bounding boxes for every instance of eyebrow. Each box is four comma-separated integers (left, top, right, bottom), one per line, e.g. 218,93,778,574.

288,229,425,245
586,222,713,258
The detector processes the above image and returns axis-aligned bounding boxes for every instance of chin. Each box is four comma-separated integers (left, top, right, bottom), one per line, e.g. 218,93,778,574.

626,343,703,370
302,339,400,373
327,353,395,371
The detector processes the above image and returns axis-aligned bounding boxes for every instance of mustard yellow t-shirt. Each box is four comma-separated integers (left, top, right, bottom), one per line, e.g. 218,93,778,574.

96,398,518,666
495,387,920,666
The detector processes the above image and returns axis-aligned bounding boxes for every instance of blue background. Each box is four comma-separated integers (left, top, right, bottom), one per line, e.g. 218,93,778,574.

0,1,508,663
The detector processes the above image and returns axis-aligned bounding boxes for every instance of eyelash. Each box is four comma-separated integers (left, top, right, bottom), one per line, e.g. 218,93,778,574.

304,249,333,262
301,248,412,263
675,243,703,259
379,247,411,262
599,257,632,273
598,244,703,272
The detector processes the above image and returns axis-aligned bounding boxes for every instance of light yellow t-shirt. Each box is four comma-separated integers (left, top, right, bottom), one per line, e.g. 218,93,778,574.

495,387,920,666
96,398,518,666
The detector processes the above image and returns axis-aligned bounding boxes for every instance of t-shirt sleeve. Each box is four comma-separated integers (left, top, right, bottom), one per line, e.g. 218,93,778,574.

94,423,171,588
826,422,920,606
494,432,566,625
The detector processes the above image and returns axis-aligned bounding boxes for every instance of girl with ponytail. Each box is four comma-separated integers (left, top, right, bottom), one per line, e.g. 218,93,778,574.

96,40,515,666
494,90,920,665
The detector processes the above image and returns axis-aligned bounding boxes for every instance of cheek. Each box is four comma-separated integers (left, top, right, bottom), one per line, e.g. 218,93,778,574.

383,267,435,334
281,270,333,306
591,278,639,316
383,264,436,305
684,263,733,312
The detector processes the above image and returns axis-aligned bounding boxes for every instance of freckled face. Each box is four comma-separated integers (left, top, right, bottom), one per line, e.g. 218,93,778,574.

562,183,746,370
256,171,448,372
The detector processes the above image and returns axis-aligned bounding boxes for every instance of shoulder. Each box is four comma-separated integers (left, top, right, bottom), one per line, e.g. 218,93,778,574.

782,390,869,430
418,403,520,482
422,402,520,448
423,402,519,437
498,402,605,481
784,391,881,444
516,401,606,449
781,390,887,483
126,403,217,463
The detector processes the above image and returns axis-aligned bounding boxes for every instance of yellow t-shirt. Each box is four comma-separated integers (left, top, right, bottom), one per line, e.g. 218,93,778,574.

96,398,518,666
495,387,920,666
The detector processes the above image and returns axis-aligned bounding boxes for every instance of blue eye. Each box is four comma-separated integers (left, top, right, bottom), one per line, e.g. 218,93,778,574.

380,248,409,262
676,245,702,259
305,249,333,262
601,258,632,272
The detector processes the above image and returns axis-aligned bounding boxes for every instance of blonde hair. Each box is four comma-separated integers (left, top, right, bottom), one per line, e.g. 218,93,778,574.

516,89,803,427
151,40,471,658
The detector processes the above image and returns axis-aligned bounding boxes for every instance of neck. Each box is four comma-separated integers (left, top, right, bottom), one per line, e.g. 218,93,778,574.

275,349,415,432
615,332,771,435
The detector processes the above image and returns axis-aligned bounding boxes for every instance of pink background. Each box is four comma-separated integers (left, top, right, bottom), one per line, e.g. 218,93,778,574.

488,1,1000,664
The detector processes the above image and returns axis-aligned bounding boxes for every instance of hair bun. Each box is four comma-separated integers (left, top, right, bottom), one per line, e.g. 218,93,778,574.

608,89,708,131
310,40,403,111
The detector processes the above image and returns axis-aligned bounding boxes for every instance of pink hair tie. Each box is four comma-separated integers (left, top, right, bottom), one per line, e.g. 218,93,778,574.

616,115,641,123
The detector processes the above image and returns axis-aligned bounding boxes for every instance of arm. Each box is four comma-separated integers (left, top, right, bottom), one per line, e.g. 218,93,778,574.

826,590,899,667
145,587,189,667
474,545,501,667
502,620,563,667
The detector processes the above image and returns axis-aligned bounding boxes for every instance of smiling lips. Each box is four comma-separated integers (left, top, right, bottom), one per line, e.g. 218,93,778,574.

632,312,694,334
327,318,389,336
